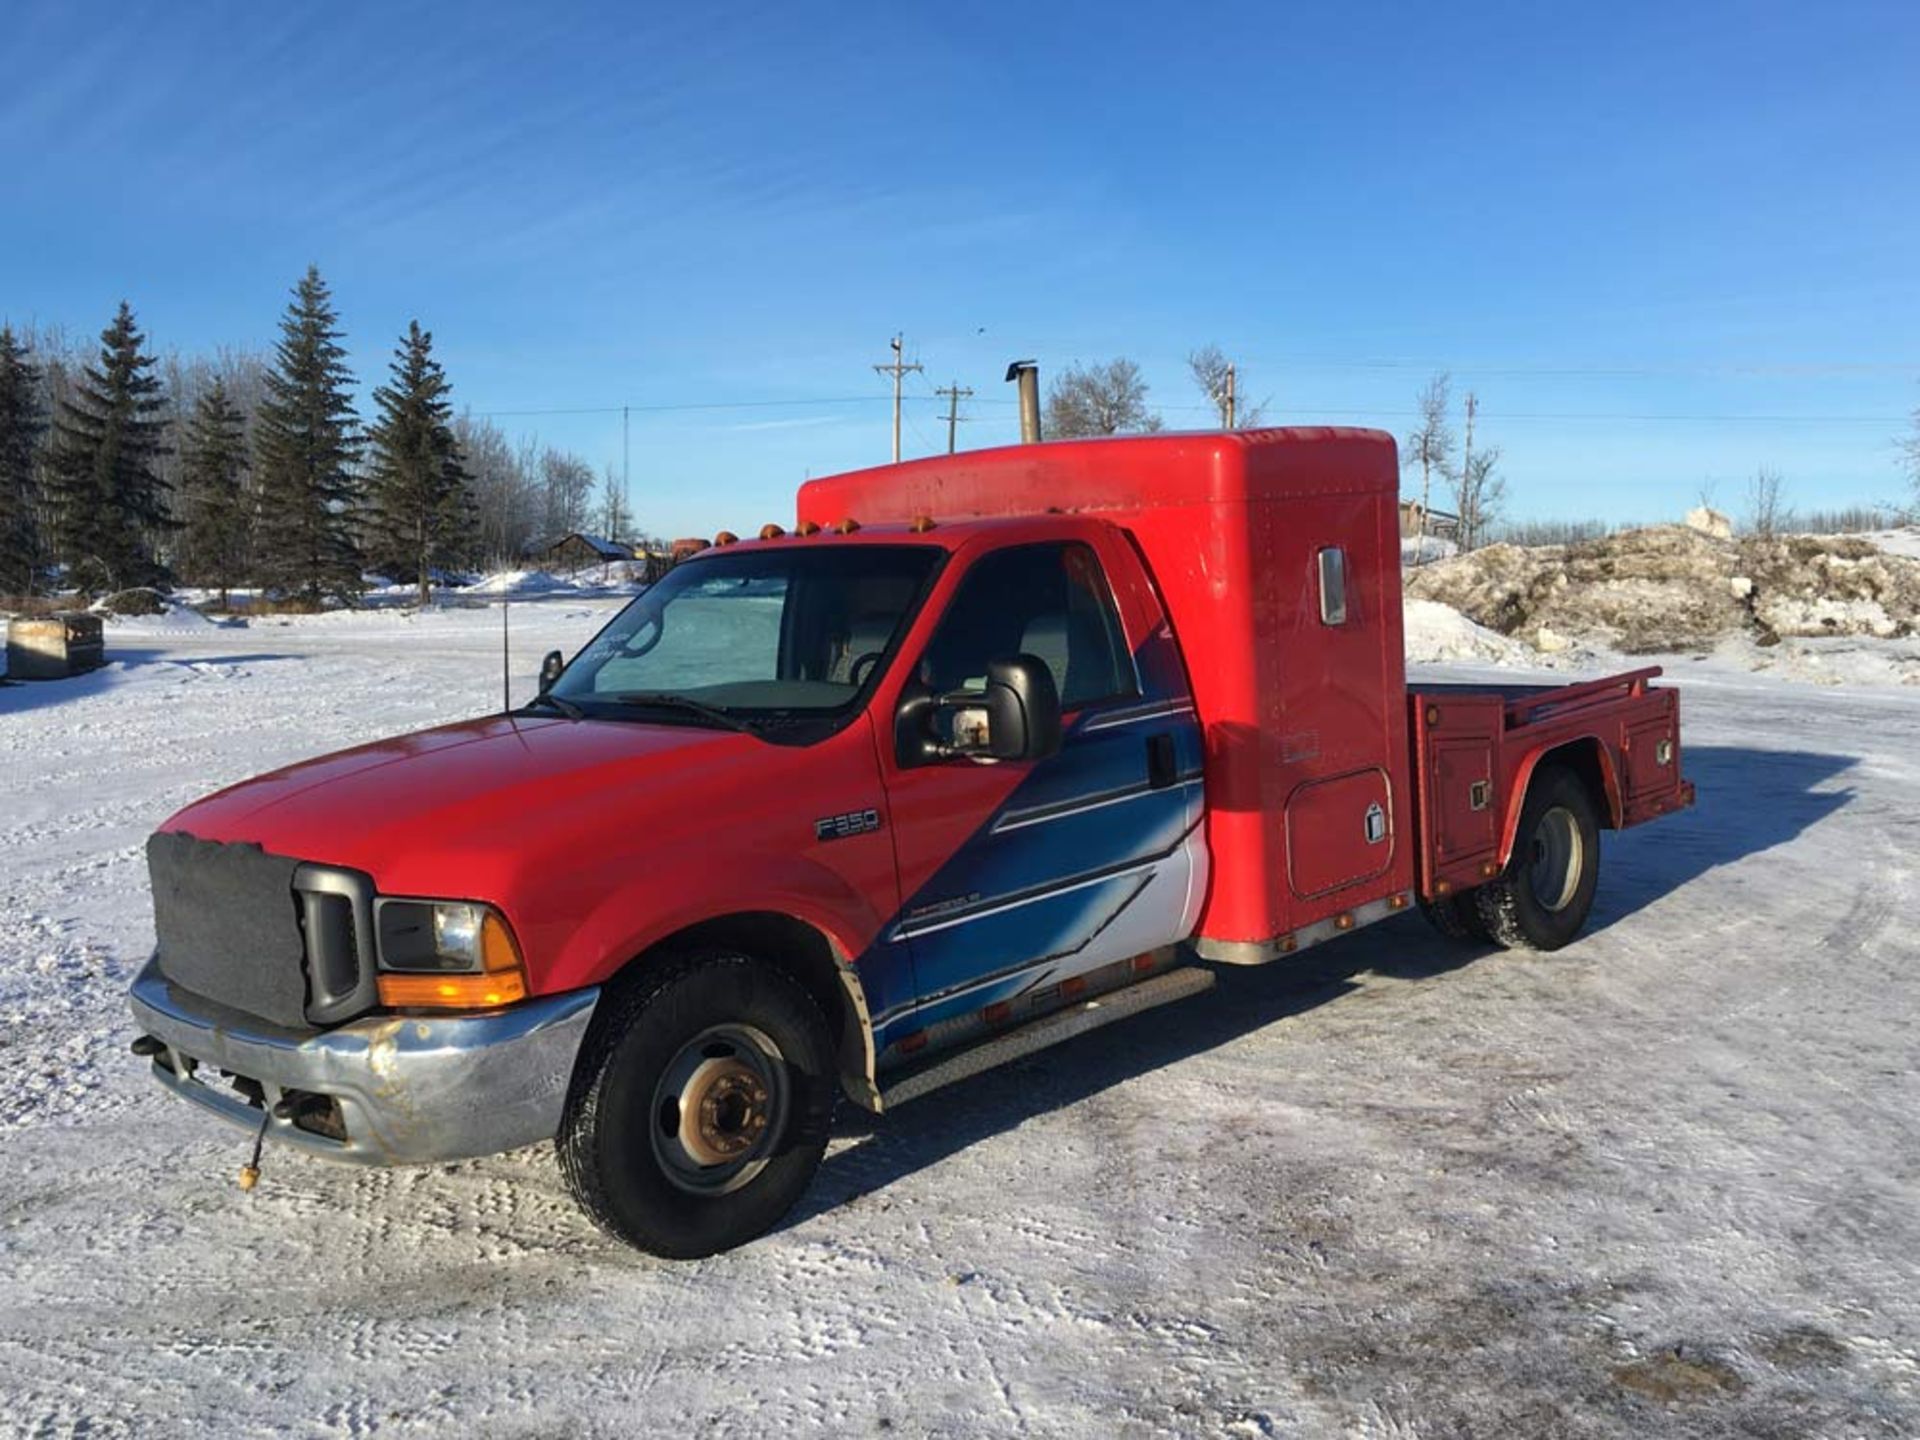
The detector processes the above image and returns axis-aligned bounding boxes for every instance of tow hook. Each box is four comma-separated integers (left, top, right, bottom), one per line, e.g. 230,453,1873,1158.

239,1106,269,1192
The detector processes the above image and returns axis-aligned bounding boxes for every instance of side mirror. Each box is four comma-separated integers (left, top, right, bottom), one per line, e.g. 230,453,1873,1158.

538,649,565,694
897,654,1062,766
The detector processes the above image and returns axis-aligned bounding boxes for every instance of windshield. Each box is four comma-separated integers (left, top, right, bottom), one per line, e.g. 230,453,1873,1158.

545,544,941,735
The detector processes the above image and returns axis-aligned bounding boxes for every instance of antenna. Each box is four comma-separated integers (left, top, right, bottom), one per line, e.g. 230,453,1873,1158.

501,594,510,715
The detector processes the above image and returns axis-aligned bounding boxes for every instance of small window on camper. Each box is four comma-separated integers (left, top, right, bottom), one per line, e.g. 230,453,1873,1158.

1317,547,1348,625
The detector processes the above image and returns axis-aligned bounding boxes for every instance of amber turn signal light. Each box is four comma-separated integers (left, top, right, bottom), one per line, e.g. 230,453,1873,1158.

378,913,527,1010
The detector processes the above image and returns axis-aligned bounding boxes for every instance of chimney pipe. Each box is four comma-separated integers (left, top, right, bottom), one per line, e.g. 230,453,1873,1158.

1005,360,1041,444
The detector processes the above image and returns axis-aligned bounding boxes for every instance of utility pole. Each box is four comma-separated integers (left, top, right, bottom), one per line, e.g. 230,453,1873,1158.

1225,364,1237,430
621,404,630,542
1466,389,1482,552
1460,391,1477,549
872,334,923,464
934,381,973,454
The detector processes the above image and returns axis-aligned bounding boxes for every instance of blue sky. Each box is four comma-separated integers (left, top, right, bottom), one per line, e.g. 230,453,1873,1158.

5,0,1918,538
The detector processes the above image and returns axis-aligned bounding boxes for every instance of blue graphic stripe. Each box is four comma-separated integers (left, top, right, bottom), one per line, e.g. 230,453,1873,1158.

856,629,1205,1049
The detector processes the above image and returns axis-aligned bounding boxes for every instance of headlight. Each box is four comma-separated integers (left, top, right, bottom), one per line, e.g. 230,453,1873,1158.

374,898,527,1009
431,902,484,965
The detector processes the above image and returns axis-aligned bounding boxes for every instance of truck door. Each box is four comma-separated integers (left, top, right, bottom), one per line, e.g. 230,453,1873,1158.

877,539,1206,1044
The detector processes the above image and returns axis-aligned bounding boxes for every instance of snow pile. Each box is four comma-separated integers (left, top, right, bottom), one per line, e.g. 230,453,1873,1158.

458,568,575,596
1404,598,1554,666
1741,534,1920,641
1852,525,1920,560
1400,535,1458,566
456,564,645,597
1684,505,1734,540
94,601,228,635
1406,526,1920,655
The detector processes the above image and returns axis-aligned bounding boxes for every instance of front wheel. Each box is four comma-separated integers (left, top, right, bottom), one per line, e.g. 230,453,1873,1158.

558,951,836,1258
1475,766,1601,951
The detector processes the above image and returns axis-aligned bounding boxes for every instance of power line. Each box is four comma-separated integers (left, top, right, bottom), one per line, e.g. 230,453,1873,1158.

473,395,1911,425
1239,357,1920,378
954,397,1910,424
474,395,899,419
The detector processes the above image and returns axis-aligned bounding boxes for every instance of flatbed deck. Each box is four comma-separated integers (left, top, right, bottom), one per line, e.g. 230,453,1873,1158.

1411,668,1692,901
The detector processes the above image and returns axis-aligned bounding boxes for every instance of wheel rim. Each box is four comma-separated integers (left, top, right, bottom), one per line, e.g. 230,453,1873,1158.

1528,805,1584,913
650,1023,788,1195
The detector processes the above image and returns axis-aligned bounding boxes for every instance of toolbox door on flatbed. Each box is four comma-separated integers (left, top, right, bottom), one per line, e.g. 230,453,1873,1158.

1412,692,1506,898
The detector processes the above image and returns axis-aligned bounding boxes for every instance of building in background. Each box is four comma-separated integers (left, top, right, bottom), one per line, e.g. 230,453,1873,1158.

525,533,633,573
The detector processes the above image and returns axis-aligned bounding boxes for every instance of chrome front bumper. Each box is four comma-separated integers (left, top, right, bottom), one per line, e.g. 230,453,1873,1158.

128,955,599,1166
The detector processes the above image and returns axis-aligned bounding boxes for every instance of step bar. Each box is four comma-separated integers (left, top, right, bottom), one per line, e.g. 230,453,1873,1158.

878,965,1217,1110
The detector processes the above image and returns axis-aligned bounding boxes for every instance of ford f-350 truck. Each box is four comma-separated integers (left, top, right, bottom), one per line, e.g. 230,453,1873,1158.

130,429,1693,1257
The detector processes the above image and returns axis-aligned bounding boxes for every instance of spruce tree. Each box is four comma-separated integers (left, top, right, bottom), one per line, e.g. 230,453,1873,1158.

178,379,251,608
254,266,361,605
366,321,472,606
0,326,45,596
43,303,173,593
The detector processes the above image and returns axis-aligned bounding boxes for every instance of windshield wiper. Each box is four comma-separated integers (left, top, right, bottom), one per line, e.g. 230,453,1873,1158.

522,692,584,721
611,691,760,736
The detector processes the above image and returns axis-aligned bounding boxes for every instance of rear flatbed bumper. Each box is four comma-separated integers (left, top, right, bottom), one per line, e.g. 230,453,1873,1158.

128,955,598,1166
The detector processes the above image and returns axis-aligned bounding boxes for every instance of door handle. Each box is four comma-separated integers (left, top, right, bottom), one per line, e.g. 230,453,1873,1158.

1147,732,1177,790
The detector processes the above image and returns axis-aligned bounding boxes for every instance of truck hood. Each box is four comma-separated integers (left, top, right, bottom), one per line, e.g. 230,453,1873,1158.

161,714,760,885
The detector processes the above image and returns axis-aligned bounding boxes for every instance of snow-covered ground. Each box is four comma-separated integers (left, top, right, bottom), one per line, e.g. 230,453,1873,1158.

3,601,1918,1437
1850,525,1920,561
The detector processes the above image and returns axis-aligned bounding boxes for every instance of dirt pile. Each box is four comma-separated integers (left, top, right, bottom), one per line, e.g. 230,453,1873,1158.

1406,528,1920,654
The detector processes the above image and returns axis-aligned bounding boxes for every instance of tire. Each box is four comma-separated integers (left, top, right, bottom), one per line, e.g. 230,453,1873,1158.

1475,765,1601,952
558,951,836,1259
1420,889,1493,943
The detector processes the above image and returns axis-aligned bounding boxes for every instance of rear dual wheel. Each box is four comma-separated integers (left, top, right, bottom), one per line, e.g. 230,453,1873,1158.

1419,766,1601,952
1475,766,1601,951
1419,889,1494,944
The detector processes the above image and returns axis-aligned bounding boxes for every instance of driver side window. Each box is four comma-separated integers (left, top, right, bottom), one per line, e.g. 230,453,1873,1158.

919,542,1134,709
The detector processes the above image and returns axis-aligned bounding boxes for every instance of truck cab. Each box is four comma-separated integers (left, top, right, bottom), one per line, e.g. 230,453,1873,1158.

130,429,1691,1257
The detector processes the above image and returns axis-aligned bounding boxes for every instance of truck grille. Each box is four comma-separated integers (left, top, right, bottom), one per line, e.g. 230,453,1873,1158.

147,833,379,1029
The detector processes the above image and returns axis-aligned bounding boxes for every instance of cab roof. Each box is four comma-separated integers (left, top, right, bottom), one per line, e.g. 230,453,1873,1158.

683,512,1078,559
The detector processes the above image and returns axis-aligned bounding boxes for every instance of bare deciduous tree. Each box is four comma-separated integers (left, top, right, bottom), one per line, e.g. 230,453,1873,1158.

1452,446,1506,552
1187,344,1267,429
454,414,537,569
601,466,628,543
1902,398,1920,518
540,449,596,538
1403,372,1454,560
1045,358,1163,439
1746,467,1787,537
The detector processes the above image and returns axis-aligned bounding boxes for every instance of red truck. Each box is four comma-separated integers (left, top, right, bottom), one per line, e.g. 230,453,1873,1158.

130,429,1692,1257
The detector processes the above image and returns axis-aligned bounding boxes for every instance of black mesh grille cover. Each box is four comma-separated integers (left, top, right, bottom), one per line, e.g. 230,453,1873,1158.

148,831,309,1029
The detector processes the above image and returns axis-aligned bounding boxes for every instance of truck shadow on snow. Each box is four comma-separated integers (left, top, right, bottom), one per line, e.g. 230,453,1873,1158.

1585,743,1856,933
800,743,1857,1219
803,923,1478,1222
